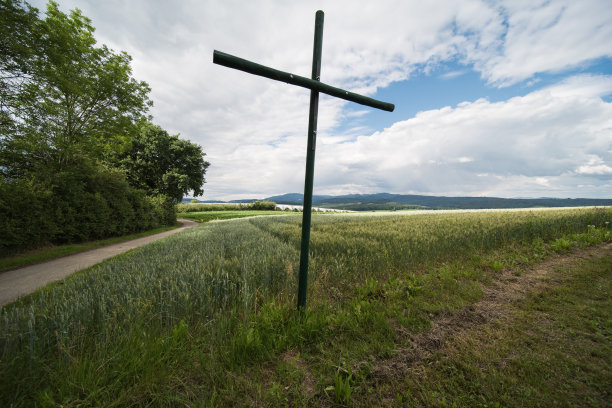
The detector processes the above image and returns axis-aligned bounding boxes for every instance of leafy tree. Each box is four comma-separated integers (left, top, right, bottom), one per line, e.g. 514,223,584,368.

115,122,210,202
0,0,151,181
0,0,39,131
0,1,178,253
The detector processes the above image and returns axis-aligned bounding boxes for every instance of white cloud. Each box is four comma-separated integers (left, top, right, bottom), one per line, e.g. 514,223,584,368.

313,74,612,198
440,70,468,80
457,157,474,163
542,74,612,99
472,0,612,86
195,75,612,199
27,0,612,199
575,156,612,175
576,164,612,175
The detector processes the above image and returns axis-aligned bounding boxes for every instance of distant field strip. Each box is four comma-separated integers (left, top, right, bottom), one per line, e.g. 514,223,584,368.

329,205,609,216
177,210,288,223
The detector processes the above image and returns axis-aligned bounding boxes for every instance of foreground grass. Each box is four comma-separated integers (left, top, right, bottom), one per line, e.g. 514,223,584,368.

0,208,610,406
0,223,181,273
386,255,611,407
177,210,289,223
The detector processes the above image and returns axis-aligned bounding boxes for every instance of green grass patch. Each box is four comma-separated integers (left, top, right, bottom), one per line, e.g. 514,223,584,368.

0,223,181,272
0,207,610,406
386,255,611,407
177,210,289,223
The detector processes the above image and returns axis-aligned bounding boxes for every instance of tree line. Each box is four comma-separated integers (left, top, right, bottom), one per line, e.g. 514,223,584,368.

0,0,209,255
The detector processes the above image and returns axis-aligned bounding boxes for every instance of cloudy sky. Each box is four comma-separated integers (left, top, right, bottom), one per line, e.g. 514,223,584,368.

31,0,612,200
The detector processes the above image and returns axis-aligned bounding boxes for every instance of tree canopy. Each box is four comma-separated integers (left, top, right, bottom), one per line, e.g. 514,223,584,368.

115,122,210,202
0,0,209,252
1,0,152,182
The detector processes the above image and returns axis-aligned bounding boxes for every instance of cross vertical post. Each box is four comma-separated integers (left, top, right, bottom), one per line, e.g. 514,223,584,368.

297,10,324,310
213,10,394,311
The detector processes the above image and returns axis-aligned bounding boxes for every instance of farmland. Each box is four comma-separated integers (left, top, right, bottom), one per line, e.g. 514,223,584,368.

1,207,610,406
178,210,288,223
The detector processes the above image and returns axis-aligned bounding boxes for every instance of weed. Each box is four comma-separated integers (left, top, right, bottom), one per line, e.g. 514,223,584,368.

551,237,573,252
326,365,355,406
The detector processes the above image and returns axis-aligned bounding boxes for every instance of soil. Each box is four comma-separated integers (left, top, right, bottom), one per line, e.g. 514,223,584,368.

370,242,612,380
282,349,317,399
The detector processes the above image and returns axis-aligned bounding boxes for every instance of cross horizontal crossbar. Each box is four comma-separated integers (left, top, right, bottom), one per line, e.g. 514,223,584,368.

213,50,395,112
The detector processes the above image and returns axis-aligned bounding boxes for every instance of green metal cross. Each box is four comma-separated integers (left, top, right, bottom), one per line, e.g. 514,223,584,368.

213,10,394,309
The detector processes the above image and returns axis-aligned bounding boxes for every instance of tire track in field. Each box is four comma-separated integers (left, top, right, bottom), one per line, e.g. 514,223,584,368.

370,241,612,380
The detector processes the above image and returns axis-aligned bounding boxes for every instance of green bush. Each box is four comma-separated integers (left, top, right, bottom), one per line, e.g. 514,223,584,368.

148,194,177,226
0,165,176,257
250,200,277,211
0,180,55,253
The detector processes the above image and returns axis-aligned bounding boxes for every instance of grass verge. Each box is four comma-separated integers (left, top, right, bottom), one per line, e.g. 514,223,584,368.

220,236,610,407
177,210,289,223
382,253,612,407
0,223,181,272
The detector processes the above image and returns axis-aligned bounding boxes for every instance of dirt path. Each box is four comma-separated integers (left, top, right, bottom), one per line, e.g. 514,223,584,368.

371,242,612,379
0,219,198,306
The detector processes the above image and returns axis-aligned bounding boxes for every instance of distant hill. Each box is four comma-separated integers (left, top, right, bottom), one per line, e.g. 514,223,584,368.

228,199,261,203
192,193,612,210
264,193,334,204
268,193,612,210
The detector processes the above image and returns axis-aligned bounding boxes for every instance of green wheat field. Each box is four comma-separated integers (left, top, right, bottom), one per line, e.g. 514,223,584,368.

1,207,610,406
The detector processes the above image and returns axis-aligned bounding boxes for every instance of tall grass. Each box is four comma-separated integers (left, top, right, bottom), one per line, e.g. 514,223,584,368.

0,207,609,404
1,218,297,357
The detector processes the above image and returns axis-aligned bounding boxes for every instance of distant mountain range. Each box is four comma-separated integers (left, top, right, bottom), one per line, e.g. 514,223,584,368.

185,193,612,210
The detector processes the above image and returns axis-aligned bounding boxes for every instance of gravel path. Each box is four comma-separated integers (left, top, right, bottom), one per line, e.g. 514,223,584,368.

0,219,198,306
